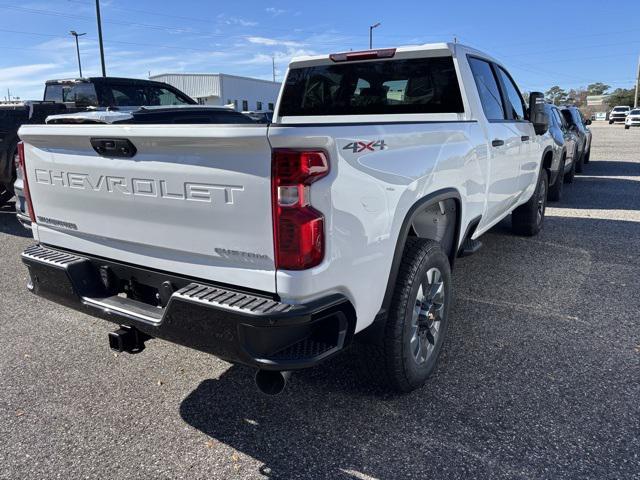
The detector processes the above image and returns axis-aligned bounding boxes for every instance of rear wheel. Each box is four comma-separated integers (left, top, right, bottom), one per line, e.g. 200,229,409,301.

0,184,13,206
548,156,565,202
512,169,548,236
625,125,630,130
359,238,452,393
575,149,585,174
0,143,17,207
564,157,576,184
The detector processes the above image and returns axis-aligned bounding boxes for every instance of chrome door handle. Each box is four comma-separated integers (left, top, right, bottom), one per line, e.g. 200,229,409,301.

491,139,504,147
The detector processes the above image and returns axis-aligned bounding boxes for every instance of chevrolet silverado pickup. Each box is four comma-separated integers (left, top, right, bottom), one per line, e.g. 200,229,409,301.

18,43,552,394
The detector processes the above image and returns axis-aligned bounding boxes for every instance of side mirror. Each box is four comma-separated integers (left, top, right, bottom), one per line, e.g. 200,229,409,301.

528,92,549,135
585,119,592,125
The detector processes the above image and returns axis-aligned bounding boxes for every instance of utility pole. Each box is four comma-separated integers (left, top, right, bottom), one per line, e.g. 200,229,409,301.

272,55,276,82
369,22,381,49
635,54,640,108
95,0,106,77
70,31,86,78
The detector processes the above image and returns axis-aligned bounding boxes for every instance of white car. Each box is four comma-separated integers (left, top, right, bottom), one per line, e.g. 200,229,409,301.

609,105,631,124
18,43,553,394
624,108,640,129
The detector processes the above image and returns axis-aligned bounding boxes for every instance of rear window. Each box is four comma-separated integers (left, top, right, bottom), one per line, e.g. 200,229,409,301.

279,56,463,116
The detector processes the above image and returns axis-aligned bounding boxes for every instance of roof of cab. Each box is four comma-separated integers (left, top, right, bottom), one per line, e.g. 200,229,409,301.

44,77,172,87
288,42,501,69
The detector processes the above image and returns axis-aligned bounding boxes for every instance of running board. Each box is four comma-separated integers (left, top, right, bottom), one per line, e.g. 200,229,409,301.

458,238,482,257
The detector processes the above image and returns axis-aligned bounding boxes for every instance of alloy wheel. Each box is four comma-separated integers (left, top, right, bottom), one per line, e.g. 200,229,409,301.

409,267,445,365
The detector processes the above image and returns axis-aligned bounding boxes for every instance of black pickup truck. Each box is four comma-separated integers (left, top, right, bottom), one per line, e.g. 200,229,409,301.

1,77,196,206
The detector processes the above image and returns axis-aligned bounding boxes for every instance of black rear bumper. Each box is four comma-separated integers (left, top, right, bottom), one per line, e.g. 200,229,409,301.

22,244,355,370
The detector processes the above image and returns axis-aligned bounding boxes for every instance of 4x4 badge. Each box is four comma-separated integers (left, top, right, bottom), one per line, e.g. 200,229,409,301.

343,140,387,153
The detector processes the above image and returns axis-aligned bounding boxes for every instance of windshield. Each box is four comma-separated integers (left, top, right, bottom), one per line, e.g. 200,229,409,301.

630,110,640,115
279,56,463,116
613,107,629,111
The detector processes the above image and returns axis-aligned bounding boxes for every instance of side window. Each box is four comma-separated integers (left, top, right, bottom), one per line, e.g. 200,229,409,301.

496,67,525,121
151,87,190,106
553,110,565,129
561,109,574,126
242,100,248,111
468,57,504,121
70,84,98,107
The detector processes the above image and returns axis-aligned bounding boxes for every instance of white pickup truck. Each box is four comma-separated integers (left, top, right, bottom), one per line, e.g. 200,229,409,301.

18,43,552,394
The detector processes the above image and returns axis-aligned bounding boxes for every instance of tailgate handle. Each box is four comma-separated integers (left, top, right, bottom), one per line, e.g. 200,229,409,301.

90,138,137,158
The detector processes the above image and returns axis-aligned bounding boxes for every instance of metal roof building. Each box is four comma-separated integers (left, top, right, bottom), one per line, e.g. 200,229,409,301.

149,73,281,112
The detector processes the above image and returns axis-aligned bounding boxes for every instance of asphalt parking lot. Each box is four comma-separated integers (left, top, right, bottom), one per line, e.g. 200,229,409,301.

1,123,638,480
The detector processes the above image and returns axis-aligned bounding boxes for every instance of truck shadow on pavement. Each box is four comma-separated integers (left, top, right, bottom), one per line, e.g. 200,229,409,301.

0,202,31,238
179,208,640,479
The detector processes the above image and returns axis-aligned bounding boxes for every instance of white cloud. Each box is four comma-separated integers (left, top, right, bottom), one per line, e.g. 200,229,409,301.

246,36,305,47
216,14,258,27
265,7,286,16
0,63,58,82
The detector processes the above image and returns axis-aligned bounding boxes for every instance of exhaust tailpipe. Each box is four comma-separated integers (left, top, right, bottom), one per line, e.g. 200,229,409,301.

255,370,292,395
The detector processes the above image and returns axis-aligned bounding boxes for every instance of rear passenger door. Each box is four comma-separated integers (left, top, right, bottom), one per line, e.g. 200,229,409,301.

468,57,524,225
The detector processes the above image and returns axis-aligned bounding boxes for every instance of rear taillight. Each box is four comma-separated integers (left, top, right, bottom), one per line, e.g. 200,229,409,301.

17,141,36,223
272,149,329,270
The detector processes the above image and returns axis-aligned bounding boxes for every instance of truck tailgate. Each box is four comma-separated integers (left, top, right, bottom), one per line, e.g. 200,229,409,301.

18,124,276,293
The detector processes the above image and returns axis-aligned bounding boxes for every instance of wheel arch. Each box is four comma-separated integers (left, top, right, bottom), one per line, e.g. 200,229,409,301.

542,145,554,172
380,188,462,316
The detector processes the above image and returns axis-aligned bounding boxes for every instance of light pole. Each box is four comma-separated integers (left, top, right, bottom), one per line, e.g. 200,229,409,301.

634,54,639,108
69,31,86,78
369,22,381,49
95,0,106,77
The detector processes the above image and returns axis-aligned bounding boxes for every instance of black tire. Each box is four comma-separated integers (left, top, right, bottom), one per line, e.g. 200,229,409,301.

564,156,576,184
512,169,548,236
575,149,585,174
0,143,17,207
583,148,590,164
609,120,613,125
548,156,565,202
0,184,13,206
625,126,630,130
359,238,452,393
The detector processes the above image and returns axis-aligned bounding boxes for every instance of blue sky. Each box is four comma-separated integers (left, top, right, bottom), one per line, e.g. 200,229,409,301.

1,0,639,100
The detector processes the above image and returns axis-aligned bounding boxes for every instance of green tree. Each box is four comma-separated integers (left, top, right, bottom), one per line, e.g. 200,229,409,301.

587,83,610,95
545,86,568,105
607,87,635,107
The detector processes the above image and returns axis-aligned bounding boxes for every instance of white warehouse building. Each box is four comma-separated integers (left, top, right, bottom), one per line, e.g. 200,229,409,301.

149,73,281,112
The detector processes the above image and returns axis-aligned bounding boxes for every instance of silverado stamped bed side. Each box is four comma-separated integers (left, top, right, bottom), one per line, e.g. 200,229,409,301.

18,42,551,393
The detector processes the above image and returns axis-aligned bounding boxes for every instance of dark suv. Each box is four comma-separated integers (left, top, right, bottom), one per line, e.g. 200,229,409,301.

544,104,580,200
560,106,592,173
